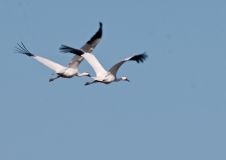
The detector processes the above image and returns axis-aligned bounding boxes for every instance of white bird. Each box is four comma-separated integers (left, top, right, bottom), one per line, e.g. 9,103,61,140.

59,45,147,85
14,22,102,82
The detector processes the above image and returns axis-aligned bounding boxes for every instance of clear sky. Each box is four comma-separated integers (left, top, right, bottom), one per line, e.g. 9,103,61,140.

0,0,226,160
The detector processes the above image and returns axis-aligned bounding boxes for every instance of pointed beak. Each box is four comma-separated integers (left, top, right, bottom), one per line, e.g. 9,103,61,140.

87,74,91,77
126,79,130,82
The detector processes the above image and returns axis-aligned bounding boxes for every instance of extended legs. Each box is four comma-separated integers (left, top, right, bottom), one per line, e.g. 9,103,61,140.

49,76,60,82
84,80,98,86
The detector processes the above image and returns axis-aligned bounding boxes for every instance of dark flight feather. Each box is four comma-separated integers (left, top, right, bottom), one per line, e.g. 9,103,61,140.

14,42,34,57
129,52,148,63
86,22,102,45
59,45,84,56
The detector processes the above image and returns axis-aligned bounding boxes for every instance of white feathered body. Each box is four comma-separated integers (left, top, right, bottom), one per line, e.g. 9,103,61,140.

91,72,116,84
56,67,78,78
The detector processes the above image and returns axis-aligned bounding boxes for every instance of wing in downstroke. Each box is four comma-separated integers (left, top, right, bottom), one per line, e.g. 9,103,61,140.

82,53,107,77
14,42,65,72
32,56,65,72
59,45,106,76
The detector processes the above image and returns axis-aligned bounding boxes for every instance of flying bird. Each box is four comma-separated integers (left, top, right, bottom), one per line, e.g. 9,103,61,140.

14,22,102,82
59,45,147,85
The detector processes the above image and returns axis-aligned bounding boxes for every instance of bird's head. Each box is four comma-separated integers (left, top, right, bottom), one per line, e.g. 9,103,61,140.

84,72,91,77
122,76,130,82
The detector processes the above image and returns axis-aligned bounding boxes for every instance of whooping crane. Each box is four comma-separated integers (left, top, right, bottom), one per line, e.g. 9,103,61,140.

59,45,147,85
14,22,102,82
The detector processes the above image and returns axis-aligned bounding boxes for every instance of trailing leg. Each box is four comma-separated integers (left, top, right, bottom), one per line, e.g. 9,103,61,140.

84,80,98,86
49,76,60,82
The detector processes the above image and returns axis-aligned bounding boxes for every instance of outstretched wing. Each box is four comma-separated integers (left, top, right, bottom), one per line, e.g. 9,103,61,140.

67,55,84,69
81,22,102,53
60,45,107,77
68,22,103,69
15,42,65,72
108,52,148,77
81,53,107,77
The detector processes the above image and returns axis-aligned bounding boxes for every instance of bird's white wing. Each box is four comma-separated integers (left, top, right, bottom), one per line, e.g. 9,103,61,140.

60,45,107,77
108,52,148,77
32,56,65,72
108,60,127,77
15,42,65,72
68,22,102,69
81,53,107,77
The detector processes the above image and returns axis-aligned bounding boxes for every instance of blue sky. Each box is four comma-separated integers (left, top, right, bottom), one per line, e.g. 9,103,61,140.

0,0,226,159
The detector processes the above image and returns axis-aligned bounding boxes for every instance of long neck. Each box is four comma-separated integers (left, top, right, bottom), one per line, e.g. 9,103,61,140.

76,72,85,77
114,78,122,82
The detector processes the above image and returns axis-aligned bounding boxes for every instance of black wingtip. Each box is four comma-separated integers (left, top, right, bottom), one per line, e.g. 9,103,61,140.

14,42,34,57
99,22,102,28
130,52,148,63
59,45,84,56
86,22,102,45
